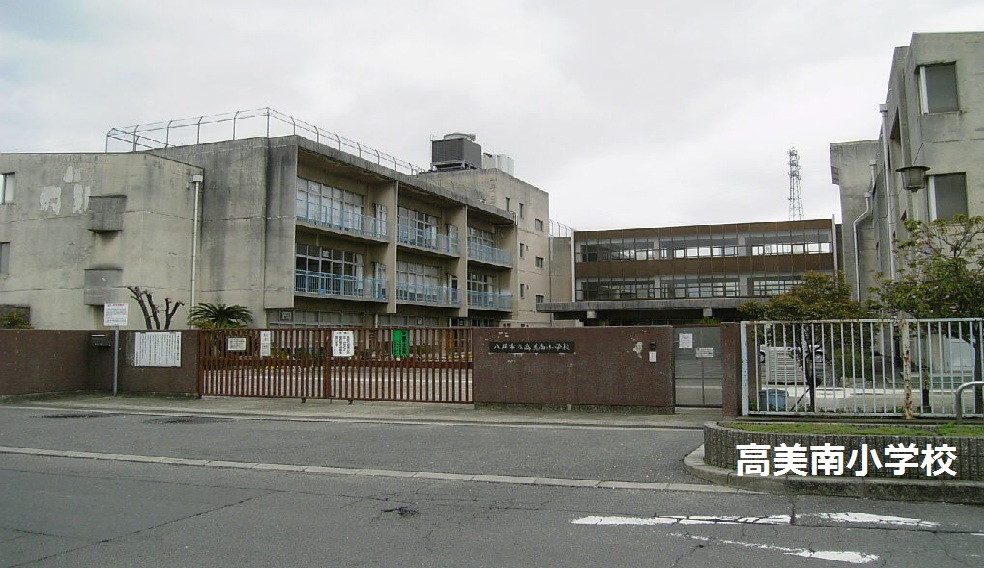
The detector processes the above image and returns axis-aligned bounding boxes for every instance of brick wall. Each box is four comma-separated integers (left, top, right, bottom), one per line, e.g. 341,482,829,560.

473,326,674,411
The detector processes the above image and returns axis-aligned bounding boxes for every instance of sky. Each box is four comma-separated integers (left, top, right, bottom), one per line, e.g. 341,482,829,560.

2,0,983,230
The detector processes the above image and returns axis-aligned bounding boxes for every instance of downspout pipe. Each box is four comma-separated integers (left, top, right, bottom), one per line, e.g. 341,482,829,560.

852,161,876,300
190,175,203,308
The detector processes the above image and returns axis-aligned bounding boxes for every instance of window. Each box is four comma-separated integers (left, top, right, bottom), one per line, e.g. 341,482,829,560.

0,173,12,204
929,173,968,220
505,197,510,211
520,283,526,299
0,242,9,275
519,243,525,259
519,203,525,219
534,218,544,232
295,178,364,230
535,256,544,269
920,63,959,113
535,294,545,304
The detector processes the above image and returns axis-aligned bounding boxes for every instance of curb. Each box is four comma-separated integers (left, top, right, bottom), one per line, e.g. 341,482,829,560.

684,445,984,505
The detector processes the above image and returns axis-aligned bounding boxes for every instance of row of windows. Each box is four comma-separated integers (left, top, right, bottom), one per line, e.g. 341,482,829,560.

296,244,365,278
575,275,808,300
576,231,833,262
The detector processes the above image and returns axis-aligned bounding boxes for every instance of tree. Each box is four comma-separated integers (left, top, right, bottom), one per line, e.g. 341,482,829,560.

872,215,984,318
187,303,254,329
872,215,984,415
739,271,870,321
739,272,870,412
127,286,183,330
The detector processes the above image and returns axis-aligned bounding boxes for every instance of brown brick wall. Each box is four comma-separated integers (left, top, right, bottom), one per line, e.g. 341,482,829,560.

473,326,674,410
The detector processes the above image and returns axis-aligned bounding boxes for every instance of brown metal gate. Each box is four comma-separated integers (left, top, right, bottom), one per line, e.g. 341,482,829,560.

198,327,473,403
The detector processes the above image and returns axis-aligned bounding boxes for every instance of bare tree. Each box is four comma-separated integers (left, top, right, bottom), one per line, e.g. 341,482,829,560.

127,286,184,330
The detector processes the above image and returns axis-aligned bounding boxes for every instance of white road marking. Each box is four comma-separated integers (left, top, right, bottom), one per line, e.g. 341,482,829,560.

573,512,940,529
811,512,939,528
672,534,878,564
573,515,790,526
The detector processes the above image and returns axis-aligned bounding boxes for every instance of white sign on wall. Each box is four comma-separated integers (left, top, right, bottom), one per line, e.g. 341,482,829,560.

679,333,693,349
132,332,182,367
103,303,128,327
332,331,355,357
227,337,248,352
260,331,272,357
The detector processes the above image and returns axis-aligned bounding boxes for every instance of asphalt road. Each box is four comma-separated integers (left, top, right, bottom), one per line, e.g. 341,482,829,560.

1,406,983,567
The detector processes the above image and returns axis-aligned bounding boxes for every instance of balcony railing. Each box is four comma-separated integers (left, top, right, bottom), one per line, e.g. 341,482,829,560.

295,270,387,301
467,240,512,266
467,290,513,310
395,282,460,306
397,224,459,255
296,202,388,240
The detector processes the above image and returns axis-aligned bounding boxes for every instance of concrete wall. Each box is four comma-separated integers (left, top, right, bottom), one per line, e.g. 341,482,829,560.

829,141,878,301
0,330,199,397
473,326,674,410
0,153,203,329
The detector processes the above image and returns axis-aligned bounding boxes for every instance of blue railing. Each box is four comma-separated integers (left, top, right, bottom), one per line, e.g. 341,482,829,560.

395,282,460,306
467,291,513,310
295,270,386,300
467,240,512,266
396,224,459,255
296,202,388,240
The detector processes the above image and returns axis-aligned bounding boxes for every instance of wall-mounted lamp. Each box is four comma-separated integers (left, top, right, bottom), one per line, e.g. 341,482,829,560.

896,165,930,192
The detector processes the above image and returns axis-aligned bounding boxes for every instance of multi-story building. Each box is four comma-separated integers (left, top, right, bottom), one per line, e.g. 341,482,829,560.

0,113,551,330
423,135,552,327
539,219,840,325
832,32,984,302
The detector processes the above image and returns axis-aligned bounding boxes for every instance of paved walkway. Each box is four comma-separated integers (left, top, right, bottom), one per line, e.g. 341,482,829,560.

2,393,721,429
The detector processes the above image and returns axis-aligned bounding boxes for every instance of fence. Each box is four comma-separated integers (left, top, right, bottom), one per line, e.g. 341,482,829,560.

198,327,472,402
742,318,984,418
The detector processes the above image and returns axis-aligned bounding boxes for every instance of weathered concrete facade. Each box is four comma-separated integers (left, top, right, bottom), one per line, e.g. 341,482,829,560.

0,153,202,329
1,134,548,330
425,168,553,327
832,32,984,303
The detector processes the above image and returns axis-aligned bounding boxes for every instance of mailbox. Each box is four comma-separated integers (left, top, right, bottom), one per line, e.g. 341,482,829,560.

90,334,112,347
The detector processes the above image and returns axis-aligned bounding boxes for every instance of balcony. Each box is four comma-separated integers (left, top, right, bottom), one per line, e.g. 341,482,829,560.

296,202,388,240
397,224,459,256
295,270,387,301
467,290,513,311
467,240,512,267
396,281,460,306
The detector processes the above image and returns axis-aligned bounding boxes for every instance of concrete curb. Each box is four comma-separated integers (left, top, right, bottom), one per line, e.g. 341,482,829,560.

684,444,984,505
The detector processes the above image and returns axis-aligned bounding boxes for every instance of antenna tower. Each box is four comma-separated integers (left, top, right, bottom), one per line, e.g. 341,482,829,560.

787,147,804,221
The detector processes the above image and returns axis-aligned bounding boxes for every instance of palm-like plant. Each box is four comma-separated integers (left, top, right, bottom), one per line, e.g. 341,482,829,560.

187,303,254,329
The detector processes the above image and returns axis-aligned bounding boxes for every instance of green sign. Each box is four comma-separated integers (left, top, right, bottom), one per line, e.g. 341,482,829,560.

392,329,409,357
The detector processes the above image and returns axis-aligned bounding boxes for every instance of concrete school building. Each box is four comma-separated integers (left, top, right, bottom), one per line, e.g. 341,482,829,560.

540,219,840,325
0,113,552,330
831,32,984,302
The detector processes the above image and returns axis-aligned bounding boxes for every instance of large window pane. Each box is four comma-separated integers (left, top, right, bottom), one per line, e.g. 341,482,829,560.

922,64,959,113
933,173,968,220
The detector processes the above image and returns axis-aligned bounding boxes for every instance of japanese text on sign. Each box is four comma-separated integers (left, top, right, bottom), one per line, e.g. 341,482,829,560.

735,442,957,477
489,341,575,354
332,331,355,357
392,329,410,357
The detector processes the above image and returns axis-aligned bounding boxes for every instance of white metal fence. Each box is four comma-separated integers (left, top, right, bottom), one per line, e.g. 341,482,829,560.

741,319,984,418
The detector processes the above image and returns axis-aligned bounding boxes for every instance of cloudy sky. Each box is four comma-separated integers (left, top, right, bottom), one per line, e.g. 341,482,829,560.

2,0,982,230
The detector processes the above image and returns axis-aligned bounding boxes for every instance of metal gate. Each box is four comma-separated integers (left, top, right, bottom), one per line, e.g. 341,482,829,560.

198,327,473,403
673,326,723,407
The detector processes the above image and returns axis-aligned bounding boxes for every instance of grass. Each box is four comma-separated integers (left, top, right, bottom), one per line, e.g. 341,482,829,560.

726,422,984,437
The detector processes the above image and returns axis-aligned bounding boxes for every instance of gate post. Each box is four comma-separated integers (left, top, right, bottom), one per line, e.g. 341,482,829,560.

721,323,742,418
